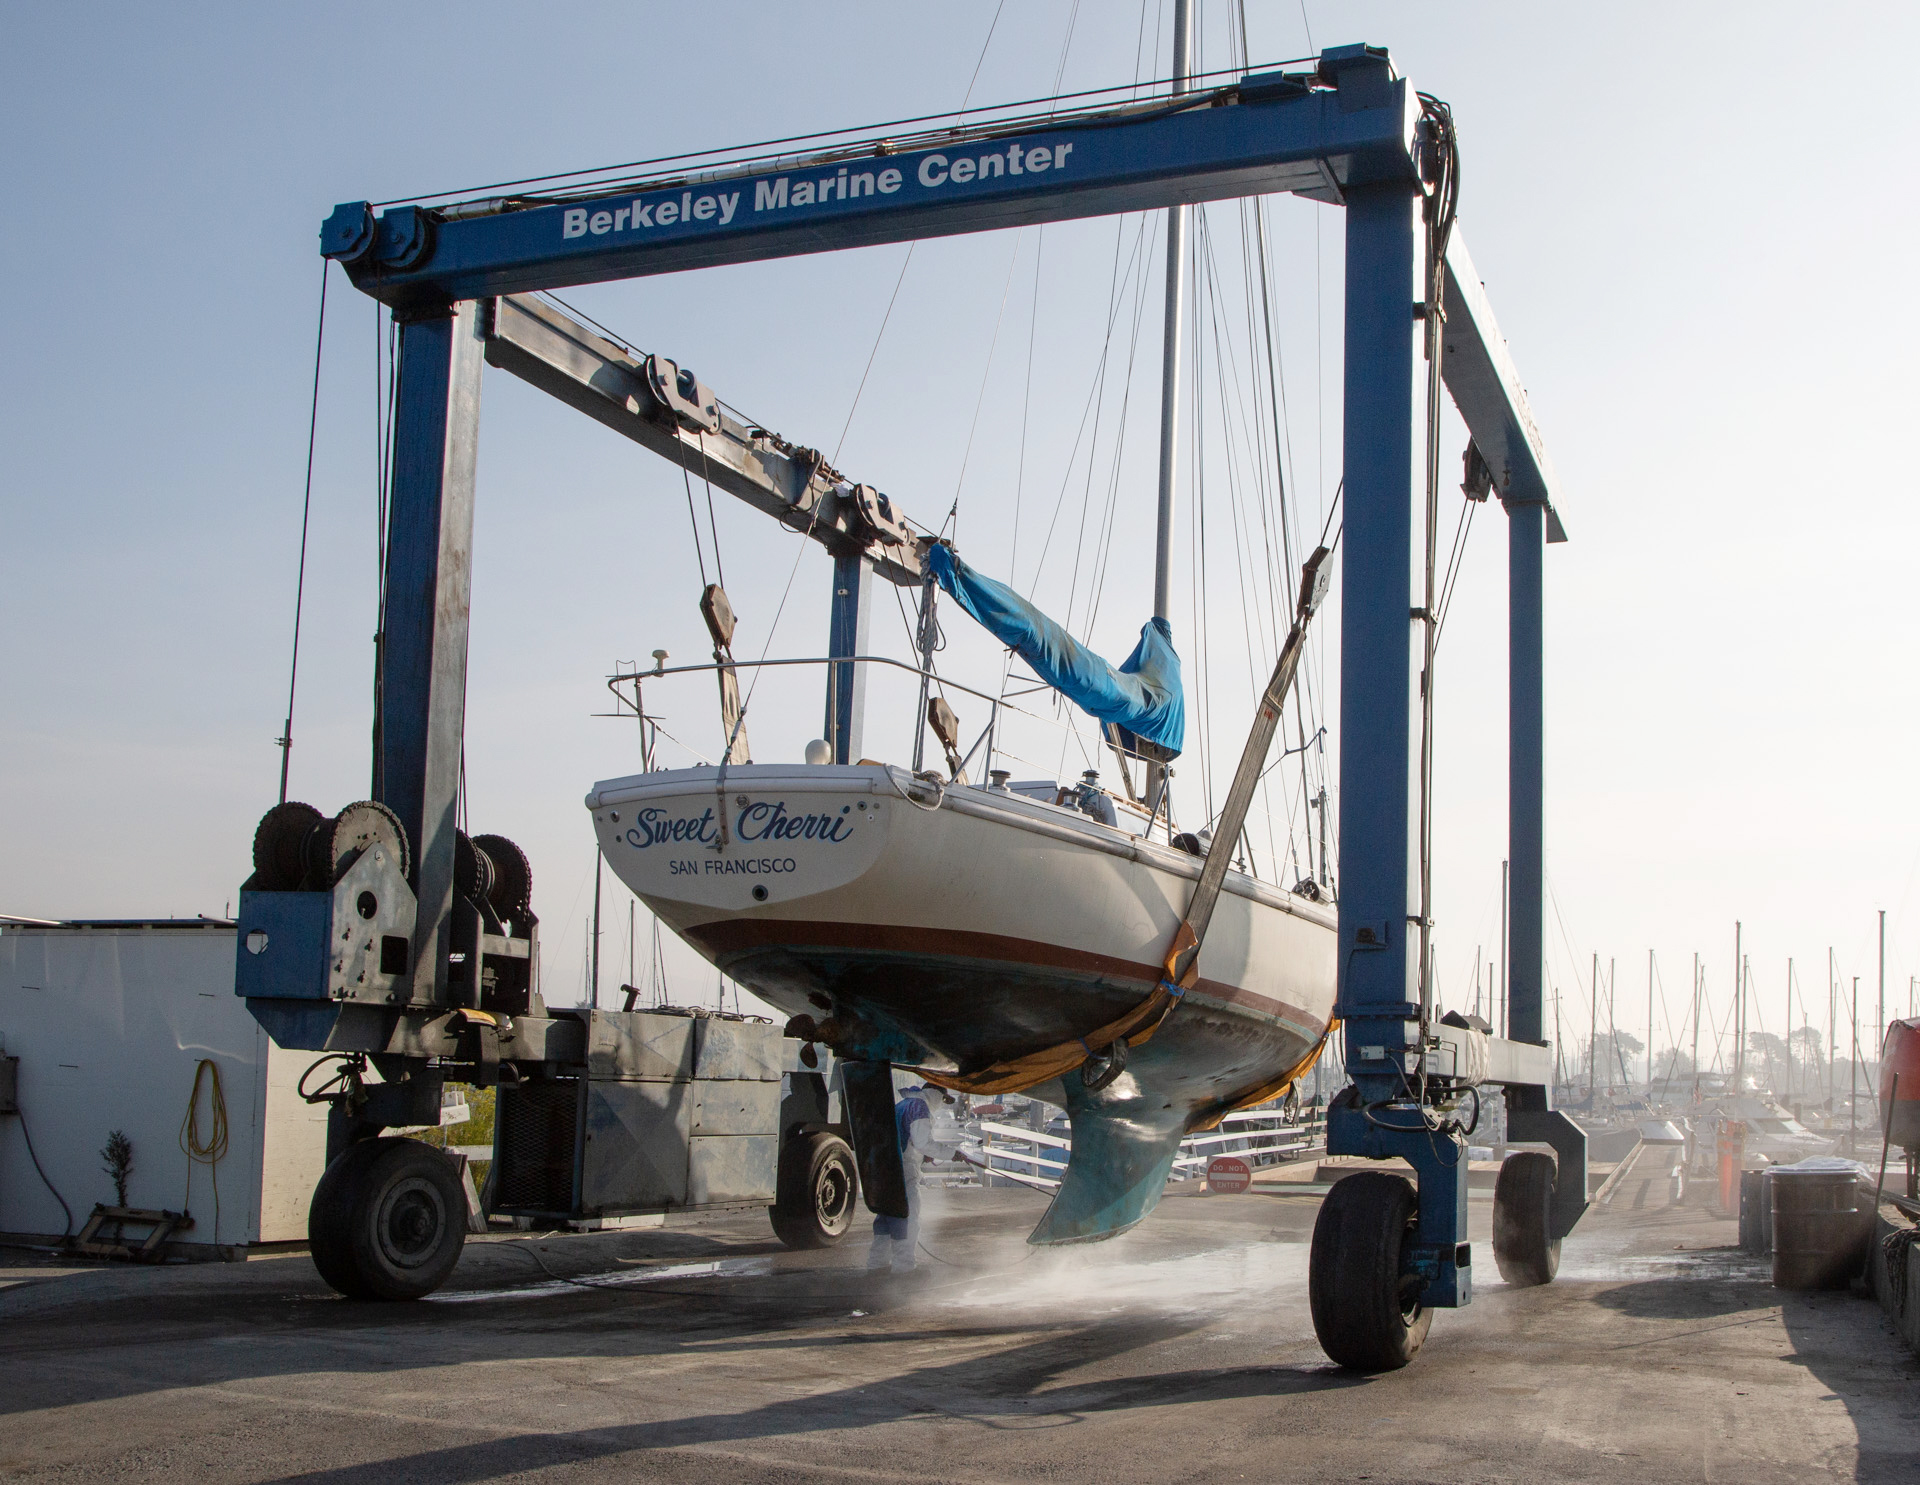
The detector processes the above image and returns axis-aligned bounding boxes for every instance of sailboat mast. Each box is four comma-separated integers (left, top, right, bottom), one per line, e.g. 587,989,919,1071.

1143,0,1194,814
1152,0,1195,625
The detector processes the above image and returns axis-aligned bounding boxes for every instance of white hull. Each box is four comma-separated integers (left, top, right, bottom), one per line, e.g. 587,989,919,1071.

588,764,1337,1118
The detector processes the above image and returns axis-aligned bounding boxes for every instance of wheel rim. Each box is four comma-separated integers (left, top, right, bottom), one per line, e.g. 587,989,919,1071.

1395,1212,1425,1323
816,1162,853,1228
376,1175,448,1271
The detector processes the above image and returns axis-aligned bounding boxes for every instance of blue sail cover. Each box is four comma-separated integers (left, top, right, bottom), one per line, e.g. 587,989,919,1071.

928,545,1184,756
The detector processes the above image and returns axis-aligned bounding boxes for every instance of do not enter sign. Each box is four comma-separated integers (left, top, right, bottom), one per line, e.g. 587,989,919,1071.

1207,1155,1252,1194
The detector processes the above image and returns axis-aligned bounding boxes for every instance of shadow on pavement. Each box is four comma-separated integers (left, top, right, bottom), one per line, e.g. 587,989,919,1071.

253,1313,1366,1485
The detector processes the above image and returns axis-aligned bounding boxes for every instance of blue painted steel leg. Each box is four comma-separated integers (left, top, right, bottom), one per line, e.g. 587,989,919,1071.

379,301,485,1001
1330,179,1470,1308
825,547,871,765
1506,499,1544,1047
1334,178,1419,1079
1501,495,1588,1235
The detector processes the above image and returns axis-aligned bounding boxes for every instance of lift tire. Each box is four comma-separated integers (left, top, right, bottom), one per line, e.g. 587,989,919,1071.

1492,1149,1560,1287
1308,1171,1433,1371
308,1137,468,1300
770,1131,859,1249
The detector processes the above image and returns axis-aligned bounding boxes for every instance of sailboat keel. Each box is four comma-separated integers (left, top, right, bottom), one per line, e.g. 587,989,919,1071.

1027,1077,1193,1245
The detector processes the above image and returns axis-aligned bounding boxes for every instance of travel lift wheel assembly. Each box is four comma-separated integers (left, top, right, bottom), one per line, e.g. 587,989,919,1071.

1309,1145,1564,1369
309,1136,467,1300
1310,1171,1432,1370
770,1131,859,1249
1492,1149,1561,1286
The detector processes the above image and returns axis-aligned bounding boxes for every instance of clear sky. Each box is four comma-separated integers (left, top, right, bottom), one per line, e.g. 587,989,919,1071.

4,3,1917,1076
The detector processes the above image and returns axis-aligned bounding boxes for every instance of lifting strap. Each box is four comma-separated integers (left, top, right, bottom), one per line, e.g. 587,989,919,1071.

916,548,1333,1099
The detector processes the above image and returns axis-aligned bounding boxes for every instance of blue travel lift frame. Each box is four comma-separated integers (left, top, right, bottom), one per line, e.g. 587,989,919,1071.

309,42,1585,1314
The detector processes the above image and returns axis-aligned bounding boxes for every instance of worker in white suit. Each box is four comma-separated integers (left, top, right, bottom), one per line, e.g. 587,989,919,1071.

867,1083,933,1272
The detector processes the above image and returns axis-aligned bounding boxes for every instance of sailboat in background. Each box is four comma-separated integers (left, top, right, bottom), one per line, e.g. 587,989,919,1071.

591,1,1340,1244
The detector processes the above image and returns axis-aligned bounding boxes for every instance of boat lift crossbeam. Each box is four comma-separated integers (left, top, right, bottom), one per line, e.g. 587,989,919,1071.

305,41,1580,1314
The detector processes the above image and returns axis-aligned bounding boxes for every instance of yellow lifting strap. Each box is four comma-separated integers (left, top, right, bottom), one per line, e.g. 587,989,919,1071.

916,924,1199,1097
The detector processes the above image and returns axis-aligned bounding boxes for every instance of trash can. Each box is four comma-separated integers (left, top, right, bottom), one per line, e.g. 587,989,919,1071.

1739,1169,1774,1255
1770,1168,1865,1290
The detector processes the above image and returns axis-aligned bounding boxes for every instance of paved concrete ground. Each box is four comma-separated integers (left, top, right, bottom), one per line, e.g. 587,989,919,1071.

3,1157,1917,1483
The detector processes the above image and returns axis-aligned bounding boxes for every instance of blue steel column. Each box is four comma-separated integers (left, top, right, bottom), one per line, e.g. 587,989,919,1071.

1500,496,1586,1234
1335,180,1421,1078
380,301,484,1001
1329,178,1470,1307
1506,499,1545,1045
824,548,871,764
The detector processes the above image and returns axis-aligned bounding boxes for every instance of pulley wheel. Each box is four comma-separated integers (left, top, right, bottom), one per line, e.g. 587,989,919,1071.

453,831,495,905
472,833,532,920
252,802,324,891
331,800,410,884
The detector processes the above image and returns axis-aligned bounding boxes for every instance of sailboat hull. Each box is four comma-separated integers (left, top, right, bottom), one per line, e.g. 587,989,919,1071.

589,764,1337,1112
589,763,1335,1242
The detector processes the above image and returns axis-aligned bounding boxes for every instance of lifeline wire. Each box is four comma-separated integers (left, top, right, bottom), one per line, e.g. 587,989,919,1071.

278,259,329,804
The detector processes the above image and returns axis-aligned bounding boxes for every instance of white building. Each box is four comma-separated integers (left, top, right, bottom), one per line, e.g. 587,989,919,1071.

0,919,328,1254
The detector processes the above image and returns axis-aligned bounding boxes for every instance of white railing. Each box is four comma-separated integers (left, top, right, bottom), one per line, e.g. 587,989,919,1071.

603,654,1324,892
961,1105,1326,1191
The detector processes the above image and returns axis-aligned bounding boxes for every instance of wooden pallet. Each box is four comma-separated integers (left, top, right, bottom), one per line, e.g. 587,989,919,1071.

73,1204,192,1262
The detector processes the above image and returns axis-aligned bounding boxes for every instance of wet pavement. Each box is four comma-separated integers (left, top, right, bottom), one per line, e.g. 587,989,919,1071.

3,1161,1917,1483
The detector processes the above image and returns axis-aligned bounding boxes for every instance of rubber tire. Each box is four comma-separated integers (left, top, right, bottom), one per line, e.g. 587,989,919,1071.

1309,1171,1433,1371
308,1137,467,1300
769,1132,859,1249
1492,1149,1561,1287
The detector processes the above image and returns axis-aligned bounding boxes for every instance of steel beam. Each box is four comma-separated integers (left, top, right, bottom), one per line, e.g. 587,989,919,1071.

325,66,1417,310
1440,231,1565,529
380,302,484,1001
483,294,923,585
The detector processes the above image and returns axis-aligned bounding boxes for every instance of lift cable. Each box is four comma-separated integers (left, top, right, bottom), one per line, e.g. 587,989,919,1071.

277,258,330,804
1413,89,1460,1027
679,465,710,589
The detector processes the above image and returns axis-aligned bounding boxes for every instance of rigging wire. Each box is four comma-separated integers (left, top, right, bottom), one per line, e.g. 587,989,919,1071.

956,0,1010,118
744,7,1016,717
945,231,1029,544
277,259,329,804
831,248,916,468
371,55,1318,209
1009,227,1046,584
1021,212,1147,591
1197,205,1298,879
